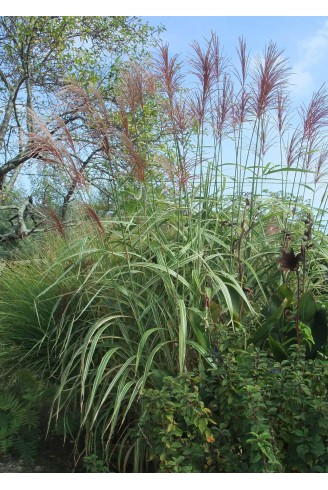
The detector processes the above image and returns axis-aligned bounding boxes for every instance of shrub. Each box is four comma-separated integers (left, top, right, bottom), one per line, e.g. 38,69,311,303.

0,370,50,462
142,346,328,472
140,373,217,472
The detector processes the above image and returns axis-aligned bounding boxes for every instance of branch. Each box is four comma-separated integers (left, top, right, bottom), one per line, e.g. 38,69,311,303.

0,205,20,211
61,148,101,219
0,197,44,243
0,113,81,192
0,75,27,147
0,149,36,191
0,68,11,91
0,220,45,243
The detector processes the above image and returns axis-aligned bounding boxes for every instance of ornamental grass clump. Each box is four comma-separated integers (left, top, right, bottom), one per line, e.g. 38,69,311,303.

1,33,328,471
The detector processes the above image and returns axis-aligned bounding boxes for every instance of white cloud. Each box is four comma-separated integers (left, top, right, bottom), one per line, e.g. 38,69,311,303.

290,19,328,95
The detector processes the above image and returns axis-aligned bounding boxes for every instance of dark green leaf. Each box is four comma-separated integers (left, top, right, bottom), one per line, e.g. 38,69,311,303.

299,292,317,323
268,336,288,362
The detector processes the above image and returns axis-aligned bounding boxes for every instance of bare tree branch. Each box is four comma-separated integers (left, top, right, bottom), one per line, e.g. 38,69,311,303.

0,114,81,193
61,148,101,219
0,75,27,147
0,197,45,243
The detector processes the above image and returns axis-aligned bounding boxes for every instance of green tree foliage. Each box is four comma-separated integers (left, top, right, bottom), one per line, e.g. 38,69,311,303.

0,16,160,195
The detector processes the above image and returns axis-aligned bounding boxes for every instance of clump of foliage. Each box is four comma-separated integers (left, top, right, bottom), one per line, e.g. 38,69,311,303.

205,345,328,472
83,454,109,473
0,212,252,471
141,345,328,472
140,374,217,473
250,284,328,361
0,370,50,462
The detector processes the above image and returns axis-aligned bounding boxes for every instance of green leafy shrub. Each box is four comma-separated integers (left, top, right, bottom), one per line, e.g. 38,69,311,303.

208,346,328,472
142,346,328,472
250,284,328,360
83,454,109,473
0,370,49,462
140,374,217,472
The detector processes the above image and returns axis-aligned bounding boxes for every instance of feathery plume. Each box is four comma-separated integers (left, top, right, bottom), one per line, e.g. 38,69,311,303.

44,207,65,237
189,35,217,122
286,128,302,168
121,134,146,182
250,42,289,118
214,74,234,137
231,37,251,126
300,84,328,141
235,37,250,87
314,143,328,184
155,44,184,102
276,90,291,135
119,62,157,113
84,204,105,234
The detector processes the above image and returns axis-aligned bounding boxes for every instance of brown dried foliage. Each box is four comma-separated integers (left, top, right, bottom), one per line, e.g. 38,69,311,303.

278,248,302,272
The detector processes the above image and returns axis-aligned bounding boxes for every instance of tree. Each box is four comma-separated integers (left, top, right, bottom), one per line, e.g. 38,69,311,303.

0,16,161,196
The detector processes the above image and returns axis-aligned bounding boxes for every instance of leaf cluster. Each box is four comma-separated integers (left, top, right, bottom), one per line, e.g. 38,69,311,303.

142,346,328,472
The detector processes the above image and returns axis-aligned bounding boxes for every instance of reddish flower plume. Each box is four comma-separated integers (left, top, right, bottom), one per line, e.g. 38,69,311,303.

300,84,328,141
276,89,291,135
286,128,302,168
213,74,234,136
235,37,250,87
83,204,105,235
250,42,289,118
44,207,65,236
189,34,218,122
155,44,184,102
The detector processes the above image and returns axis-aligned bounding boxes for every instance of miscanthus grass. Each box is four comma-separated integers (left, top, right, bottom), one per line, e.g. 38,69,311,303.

1,34,328,470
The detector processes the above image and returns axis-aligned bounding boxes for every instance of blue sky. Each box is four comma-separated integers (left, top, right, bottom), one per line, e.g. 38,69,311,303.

144,16,328,106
